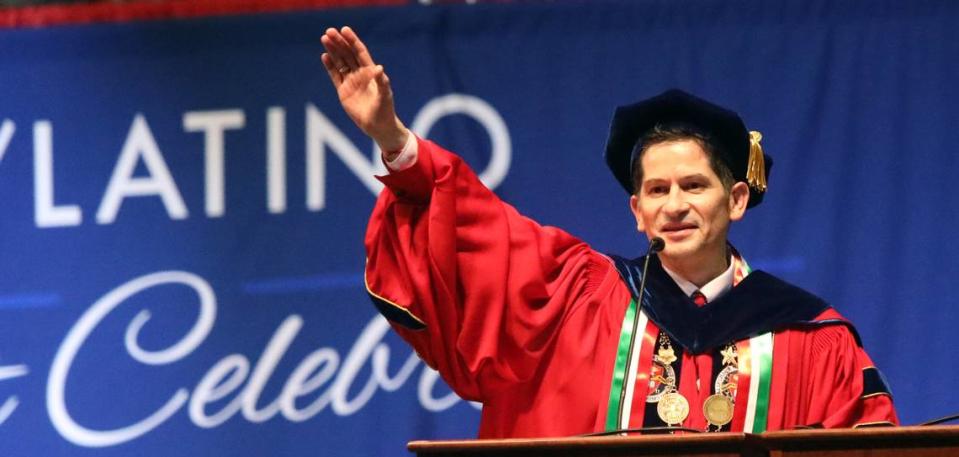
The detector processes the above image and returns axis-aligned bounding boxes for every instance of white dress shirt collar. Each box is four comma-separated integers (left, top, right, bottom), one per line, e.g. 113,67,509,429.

660,255,735,303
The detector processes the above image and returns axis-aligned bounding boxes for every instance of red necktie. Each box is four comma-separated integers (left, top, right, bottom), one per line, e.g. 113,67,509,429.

680,290,713,429
691,290,707,306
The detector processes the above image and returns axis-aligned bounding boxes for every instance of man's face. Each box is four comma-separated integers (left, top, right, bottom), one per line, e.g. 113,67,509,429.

629,140,749,268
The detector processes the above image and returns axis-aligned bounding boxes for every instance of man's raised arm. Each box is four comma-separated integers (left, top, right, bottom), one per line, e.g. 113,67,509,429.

325,27,611,426
320,26,409,158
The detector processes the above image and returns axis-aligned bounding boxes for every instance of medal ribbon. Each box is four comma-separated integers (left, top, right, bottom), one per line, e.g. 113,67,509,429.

605,298,637,430
605,299,658,431
730,250,774,433
627,316,660,427
742,332,774,432
731,339,752,431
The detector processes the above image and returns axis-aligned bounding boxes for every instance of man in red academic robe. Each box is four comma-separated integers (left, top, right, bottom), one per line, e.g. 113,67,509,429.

320,26,898,438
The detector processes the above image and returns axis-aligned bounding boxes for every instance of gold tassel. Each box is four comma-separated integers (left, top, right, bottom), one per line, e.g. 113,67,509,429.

747,131,767,193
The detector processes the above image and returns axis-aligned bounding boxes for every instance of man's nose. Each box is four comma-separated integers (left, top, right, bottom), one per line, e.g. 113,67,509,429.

663,186,688,216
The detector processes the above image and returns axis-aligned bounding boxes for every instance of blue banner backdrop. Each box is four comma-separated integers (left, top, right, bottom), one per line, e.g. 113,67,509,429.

0,0,957,455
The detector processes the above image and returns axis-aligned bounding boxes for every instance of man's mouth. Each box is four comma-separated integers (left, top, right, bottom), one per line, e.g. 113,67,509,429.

660,223,697,236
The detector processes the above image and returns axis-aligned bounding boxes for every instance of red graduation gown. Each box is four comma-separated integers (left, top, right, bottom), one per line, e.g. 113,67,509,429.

364,137,898,438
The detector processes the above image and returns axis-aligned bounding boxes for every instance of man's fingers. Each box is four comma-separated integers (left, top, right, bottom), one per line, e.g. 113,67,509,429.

330,31,360,70
320,53,343,85
321,33,350,73
373,65,389,86
372,65,394,101
342,26,375,67
373,65,394,101
320,32,343,68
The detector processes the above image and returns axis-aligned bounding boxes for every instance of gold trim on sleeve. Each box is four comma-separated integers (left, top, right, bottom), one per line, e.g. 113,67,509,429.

363,262,427,328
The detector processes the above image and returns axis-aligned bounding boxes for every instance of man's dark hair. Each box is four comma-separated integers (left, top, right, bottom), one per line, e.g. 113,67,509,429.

630,122,736,194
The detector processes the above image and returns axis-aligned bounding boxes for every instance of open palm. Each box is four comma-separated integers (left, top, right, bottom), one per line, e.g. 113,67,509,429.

321,27,407,152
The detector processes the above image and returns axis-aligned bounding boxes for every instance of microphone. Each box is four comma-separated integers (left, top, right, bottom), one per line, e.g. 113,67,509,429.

638,237,665,305
921,413,959,426
614,237,665,429
648,236,665,255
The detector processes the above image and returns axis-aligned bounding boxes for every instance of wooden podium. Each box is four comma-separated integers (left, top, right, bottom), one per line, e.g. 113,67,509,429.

408,425,959,457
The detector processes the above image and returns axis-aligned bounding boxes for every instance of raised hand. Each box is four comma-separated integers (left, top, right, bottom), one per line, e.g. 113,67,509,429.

321,26,409,153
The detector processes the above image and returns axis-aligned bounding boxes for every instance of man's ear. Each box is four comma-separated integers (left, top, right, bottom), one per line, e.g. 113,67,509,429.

629,194,646,232
728,182,750,221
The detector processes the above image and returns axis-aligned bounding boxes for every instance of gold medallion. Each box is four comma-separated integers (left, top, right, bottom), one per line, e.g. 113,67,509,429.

703,394,734,427
656,392,689,425
714,365,739,398
657,346,677,365
645,360,677,403
720,345,738,366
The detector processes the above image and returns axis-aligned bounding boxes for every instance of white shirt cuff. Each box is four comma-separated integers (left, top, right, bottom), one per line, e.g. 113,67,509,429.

384,133,418,172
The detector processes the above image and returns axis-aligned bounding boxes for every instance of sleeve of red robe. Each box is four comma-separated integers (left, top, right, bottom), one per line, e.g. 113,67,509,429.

809,324,899,428
772,315,899,429
364,136,609,402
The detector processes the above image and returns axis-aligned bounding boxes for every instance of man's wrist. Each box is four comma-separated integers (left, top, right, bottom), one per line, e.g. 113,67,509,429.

376,121,410,160
383,132,418,172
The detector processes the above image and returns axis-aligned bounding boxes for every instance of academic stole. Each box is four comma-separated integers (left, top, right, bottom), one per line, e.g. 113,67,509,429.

604,253,774,433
